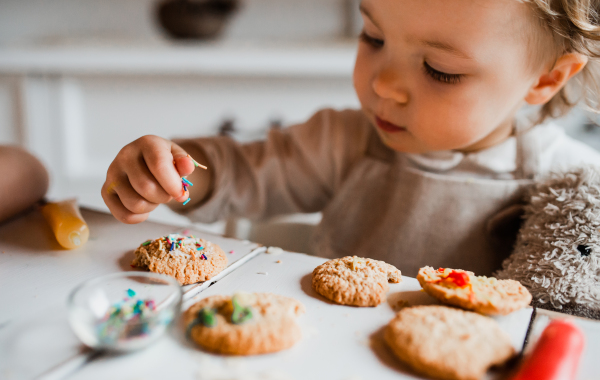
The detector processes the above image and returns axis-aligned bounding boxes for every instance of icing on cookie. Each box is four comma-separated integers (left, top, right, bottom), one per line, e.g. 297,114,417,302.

434,267,471,288
417,266,532,315
198,308,217,327
231,293,254,324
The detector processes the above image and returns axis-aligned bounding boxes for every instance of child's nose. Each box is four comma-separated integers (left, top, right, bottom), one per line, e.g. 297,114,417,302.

372,69,409,105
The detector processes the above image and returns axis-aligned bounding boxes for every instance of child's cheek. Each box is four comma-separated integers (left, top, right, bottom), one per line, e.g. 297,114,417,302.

414,98,480,150
353,53,374,107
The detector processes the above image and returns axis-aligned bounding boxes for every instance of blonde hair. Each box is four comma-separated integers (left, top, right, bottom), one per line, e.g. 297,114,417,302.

524,0,600,123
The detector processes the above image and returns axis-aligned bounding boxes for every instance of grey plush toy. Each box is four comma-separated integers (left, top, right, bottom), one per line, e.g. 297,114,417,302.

496,166,600,320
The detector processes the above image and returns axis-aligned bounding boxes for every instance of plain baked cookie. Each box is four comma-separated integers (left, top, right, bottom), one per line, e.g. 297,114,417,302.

384,305,515,380
184,292,305,355
417,266,532,315
312,256,402,307
132,234,228,285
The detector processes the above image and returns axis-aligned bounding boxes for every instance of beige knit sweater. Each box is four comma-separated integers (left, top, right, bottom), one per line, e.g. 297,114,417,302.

173,108,600,275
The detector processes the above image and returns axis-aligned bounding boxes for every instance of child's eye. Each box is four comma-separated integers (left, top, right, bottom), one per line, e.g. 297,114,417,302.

423,61,463,84
359,31,384,48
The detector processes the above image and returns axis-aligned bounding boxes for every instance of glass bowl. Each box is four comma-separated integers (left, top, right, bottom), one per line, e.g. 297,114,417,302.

67,272,182,352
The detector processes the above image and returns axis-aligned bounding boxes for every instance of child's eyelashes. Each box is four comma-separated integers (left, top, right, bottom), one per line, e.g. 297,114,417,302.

423,61,463,84
358,31,463,85
359,31,384,48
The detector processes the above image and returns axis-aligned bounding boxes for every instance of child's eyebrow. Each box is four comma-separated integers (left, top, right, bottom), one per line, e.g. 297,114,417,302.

420,40,473,60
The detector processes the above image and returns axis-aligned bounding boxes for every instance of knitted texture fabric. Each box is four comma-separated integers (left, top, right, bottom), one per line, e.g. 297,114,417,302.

496,166,600,319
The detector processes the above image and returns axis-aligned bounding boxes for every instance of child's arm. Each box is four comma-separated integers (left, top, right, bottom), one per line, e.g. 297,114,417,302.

169,108,372,223
101,135,210,224
0,146,49,223
102,109,370,224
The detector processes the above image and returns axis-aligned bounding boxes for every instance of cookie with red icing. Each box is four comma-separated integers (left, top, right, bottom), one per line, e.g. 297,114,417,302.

417,266,531,315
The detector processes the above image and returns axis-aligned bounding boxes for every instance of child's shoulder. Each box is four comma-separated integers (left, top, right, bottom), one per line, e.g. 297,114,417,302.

529,121,600,174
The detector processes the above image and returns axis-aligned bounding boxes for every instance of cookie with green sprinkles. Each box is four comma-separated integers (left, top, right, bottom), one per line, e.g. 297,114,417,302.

183,293,305,355
132,234,227,285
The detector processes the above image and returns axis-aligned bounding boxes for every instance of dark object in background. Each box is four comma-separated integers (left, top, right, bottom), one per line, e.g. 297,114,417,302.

218,119,235,136
156,0,239,40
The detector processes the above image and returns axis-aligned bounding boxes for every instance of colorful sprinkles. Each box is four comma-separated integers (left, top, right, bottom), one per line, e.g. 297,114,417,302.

96,289,160,345
177,154,207,207
188,154,208,170
145,234,210,260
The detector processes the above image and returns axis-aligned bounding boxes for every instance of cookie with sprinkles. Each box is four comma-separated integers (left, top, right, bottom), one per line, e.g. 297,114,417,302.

417,266,532,315
132,234,227,285
384,305,515,380
312,256,402,307
183,292,305,355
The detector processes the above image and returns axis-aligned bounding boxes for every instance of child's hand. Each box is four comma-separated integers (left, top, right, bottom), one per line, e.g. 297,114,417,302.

102,135,195,224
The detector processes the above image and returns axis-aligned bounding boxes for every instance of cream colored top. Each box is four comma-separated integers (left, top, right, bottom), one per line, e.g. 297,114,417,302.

173,108,600,275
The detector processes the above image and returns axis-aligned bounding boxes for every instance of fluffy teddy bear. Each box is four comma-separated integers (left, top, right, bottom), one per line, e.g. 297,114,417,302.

496,166,600,320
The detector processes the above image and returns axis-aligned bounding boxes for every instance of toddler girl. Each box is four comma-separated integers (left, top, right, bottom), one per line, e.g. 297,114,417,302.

103,0,600,276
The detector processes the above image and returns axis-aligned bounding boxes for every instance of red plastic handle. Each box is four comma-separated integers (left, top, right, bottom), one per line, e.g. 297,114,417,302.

512,319,585,380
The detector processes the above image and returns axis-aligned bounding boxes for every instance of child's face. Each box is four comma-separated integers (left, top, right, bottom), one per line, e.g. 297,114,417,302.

354,0,541,153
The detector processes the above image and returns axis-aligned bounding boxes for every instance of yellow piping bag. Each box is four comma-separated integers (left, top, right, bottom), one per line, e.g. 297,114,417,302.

41,199,89,249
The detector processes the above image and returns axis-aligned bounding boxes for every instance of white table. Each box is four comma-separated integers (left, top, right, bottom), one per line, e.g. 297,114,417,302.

0,208,263,380
0,208,598,380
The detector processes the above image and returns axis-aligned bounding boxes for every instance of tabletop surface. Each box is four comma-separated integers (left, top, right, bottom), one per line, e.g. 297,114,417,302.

0,208,261,325
0,208,598,380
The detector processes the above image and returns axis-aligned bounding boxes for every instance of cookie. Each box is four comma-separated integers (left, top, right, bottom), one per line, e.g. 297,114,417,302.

417,266,532,315
132,234,228,285
184,292,305,355
312,256,402,307
384,305,515,380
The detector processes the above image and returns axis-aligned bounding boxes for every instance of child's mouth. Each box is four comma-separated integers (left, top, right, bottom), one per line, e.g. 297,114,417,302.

376,117,407,133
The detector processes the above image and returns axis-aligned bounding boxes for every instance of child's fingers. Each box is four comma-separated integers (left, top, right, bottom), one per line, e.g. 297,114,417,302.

113,176,161,215
172,143,195,177
101,182,149,224
140,138,188,202
126,159,173,205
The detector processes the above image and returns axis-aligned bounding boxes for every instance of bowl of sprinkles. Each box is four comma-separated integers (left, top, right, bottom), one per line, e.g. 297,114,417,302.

67,272,182,352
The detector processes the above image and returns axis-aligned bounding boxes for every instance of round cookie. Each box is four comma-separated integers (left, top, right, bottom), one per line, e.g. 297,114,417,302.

312,256,402,307
384,305,515,380
417,266,532,315
184,293,305,355
132,234,227,285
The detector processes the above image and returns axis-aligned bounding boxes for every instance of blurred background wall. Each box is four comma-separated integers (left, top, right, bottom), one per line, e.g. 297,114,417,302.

1,0,599,253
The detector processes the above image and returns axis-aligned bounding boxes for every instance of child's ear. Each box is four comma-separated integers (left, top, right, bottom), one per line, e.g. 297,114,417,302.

524,53,588,105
